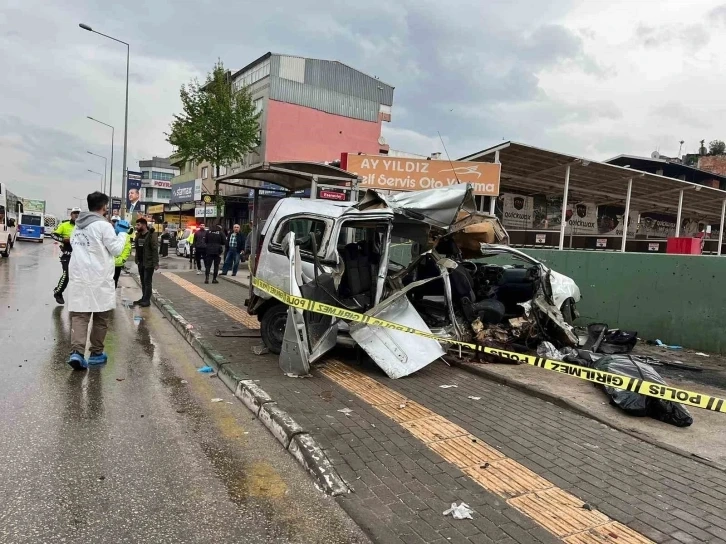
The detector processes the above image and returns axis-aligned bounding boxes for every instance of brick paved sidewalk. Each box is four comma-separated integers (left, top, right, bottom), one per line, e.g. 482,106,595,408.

150,271,726,544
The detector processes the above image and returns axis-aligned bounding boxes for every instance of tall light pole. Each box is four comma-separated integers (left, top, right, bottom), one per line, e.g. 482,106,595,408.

87,151,107,193
87,116,114,198
88,169,104,191
79,23,129,217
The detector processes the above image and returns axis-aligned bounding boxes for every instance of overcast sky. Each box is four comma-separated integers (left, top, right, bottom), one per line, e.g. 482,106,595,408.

2,0,726,217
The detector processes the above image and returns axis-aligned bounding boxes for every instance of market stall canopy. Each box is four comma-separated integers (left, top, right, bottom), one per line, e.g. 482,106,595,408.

215,161,361,193
461,142,726,222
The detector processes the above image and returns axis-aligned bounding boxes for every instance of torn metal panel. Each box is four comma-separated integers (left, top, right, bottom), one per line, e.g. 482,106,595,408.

279,234,313,376
350,296,445,379
357,184,476,230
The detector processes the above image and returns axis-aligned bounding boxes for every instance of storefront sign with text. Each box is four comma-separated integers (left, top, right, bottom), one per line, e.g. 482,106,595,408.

343,154,500,196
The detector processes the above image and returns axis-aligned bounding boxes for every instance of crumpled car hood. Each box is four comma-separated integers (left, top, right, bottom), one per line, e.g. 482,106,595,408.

356,184,477,230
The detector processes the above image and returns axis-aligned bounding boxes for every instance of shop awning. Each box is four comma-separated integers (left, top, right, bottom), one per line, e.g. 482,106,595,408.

461,142,726,222
215,161,361,193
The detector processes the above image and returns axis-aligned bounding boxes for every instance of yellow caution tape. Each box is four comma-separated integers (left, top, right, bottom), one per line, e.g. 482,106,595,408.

253,277,726,413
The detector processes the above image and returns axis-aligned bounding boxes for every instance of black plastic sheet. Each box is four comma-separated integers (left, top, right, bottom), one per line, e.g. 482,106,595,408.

594,355,693,427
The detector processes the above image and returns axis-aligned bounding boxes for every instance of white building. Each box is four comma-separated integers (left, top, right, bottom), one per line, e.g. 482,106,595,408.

139,156,179,207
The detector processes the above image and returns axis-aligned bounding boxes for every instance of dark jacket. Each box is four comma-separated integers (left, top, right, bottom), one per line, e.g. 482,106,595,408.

225,231,246,254
193,228,207,250
204,228,225,256
134,228,159,269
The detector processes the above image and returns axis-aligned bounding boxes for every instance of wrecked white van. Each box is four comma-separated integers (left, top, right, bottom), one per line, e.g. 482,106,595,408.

247,184,580,378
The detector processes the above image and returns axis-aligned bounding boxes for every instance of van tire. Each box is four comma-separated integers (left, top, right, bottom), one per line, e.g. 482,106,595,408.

261,303,288,355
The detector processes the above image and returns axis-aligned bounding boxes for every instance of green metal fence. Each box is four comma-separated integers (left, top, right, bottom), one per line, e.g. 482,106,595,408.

522,249,726,354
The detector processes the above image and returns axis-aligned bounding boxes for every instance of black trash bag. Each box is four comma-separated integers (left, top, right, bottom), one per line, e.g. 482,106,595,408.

594,355,693,427
599,329,638,354
582,323,638,354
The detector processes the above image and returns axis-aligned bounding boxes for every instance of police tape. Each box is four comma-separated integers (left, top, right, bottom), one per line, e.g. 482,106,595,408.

252,277,726,413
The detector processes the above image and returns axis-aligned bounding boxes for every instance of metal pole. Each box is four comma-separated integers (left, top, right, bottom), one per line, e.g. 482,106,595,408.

492,150,500,214
675,189,684,237
78,25,128,213
87,117,114,198
719,199,726,256
121,44,129,217
621,178,632,253
558,165,571,250
109,126,114,198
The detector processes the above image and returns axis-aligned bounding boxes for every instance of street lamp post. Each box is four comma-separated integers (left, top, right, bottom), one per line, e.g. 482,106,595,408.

87,116,114,198
79,23,129,216
88,169,104,191
87,151,107,194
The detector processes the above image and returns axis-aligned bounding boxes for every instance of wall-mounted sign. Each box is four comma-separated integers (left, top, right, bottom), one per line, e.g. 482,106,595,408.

147,204,164,214
343,154,500,196
170,179,203,204
535,233,546,244
648,242,660,252
596,238,607,248
195,206,224,218
318,189,348,201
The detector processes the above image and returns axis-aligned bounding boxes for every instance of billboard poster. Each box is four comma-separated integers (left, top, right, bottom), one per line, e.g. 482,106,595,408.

343,154,501,196
21,198,46,213
126,171,143,218
170,179,202,204
596,205,638,237
640,212,677,238
532,195,562,229
111,198,122,216
530,197,598,234
680,218,706,237
564,201,598,234
501,193,534,229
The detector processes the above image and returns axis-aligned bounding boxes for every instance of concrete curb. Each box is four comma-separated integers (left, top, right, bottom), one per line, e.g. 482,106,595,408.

218,274,249,290
454,359,726,473
129,273,349,496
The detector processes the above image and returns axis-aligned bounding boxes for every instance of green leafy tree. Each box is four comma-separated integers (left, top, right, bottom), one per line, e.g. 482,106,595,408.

167,60,261,212
708,140,726,156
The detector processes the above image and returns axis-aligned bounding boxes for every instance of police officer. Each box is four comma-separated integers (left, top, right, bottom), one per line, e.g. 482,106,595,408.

51,207,81,304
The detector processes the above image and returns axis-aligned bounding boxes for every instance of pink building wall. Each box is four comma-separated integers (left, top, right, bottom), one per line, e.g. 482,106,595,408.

264,100,383,163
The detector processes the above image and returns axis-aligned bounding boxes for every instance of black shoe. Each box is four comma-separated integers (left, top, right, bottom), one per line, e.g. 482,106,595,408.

132,299,144,305
212,279,219,284
204,278,209,284
220,272,227,276
54,293,64,305
138,301,151,307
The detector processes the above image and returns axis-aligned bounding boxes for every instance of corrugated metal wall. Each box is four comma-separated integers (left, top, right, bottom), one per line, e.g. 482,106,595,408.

267,54,394,122
270,77,380,121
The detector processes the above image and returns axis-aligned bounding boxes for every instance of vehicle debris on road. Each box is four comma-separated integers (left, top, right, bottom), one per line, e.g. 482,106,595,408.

443,502,474,520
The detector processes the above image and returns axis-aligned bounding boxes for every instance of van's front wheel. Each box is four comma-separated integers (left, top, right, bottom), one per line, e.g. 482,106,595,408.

260,303,288,355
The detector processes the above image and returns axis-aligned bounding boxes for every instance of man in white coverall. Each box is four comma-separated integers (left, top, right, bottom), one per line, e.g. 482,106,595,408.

66,191,129,370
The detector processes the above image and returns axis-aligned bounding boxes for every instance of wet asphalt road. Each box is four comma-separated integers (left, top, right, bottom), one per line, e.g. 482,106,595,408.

0,241,369,544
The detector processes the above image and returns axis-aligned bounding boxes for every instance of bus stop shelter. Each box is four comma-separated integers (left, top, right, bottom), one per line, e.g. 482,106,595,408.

461,142,726,254
215,161,362,278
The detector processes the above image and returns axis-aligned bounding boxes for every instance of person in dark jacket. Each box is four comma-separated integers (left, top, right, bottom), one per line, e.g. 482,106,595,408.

193,223,207,275
221,224,246,277
203,223,225,284
133,218,159,307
